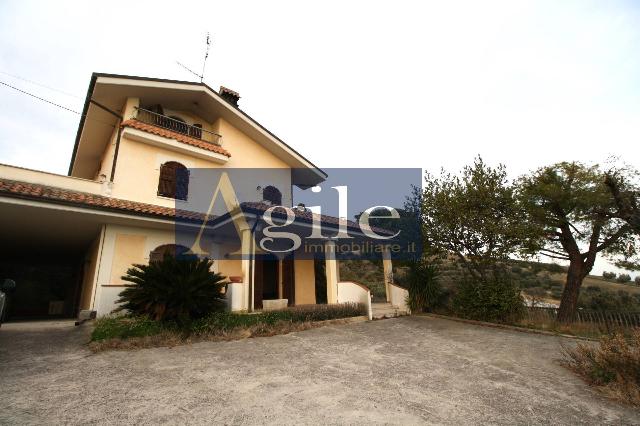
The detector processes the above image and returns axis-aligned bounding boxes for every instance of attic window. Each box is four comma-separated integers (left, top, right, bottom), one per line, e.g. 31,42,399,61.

158,161,189,200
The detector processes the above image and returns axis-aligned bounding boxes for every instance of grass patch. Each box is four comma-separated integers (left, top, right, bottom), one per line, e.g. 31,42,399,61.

89,303,366,352
562,330,640,406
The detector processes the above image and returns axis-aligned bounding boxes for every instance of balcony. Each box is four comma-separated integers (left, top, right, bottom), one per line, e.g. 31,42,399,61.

133,107,222,146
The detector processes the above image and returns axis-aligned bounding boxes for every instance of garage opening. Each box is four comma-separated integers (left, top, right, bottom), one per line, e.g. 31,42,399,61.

0,255,83,320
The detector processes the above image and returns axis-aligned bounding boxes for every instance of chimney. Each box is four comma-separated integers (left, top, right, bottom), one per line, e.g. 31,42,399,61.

219,86,240,107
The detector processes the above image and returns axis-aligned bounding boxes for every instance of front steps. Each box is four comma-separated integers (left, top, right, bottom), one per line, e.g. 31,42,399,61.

371,302,408,319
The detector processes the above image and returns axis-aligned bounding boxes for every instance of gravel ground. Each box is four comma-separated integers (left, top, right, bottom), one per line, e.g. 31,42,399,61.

0,316,638,425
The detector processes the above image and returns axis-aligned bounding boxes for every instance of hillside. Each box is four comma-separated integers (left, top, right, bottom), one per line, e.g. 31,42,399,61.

339,258,640,308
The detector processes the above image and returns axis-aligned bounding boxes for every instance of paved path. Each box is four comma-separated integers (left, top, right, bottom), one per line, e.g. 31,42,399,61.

0,316,637,425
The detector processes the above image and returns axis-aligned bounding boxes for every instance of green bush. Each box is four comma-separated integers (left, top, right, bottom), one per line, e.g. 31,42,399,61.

115,255,228,327
617,273,632,283
193,303,365,334
92,303,366,341
636,276,640,286
91,315,166,341
603,271,617,280
578,288,640,311
398,260,442,313
452,269,524,323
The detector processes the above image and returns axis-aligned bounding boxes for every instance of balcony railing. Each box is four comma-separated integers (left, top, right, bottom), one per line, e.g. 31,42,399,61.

133,107,222,146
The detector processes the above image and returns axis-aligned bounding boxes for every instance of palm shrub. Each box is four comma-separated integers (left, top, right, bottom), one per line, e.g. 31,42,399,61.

400,260,442,313
115,255,228,327
452,268,524,323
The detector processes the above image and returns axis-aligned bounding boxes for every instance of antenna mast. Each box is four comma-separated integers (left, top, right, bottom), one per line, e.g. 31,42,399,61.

200,33,211,83
176,32,212,83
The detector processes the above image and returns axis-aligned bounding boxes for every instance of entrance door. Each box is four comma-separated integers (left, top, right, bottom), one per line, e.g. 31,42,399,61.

253,256,279,309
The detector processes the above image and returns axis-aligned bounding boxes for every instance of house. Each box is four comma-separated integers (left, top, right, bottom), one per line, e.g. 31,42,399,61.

0,73,407,321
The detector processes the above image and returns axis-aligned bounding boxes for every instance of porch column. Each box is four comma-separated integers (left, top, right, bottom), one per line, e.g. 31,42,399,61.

325,240,339,304
233,228,253,311
382,245,393,302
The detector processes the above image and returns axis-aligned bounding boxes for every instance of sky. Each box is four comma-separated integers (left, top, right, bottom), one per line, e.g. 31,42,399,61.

0,0,639,274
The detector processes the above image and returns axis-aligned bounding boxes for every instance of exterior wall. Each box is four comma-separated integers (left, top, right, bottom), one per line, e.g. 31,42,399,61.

109,234,146,285
110,122,292,211
217,258,242,279
294,259,316,305
78,230,103,310
122,97,140,121
0,163,104,195
94,127,118,181
389,283,410,313
214,118,290,169
110,136,222,208
93,224,236,316
337,281,372,320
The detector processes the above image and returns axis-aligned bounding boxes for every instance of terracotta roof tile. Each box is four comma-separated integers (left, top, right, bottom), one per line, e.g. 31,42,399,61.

121,120,231,157
0,178,206,222
0,179,393,236
239,201,395,236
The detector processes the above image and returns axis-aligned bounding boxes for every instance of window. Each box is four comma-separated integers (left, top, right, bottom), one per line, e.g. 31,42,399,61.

158,161,189,200
149,244,192,262
263,185,282,205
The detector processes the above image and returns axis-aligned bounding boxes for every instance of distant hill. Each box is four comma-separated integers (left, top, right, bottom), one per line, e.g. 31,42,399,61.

339,258,640,308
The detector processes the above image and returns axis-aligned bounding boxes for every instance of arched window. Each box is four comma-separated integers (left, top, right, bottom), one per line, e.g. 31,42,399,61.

149,244,192,262
158,161,189,200
263,185,282,205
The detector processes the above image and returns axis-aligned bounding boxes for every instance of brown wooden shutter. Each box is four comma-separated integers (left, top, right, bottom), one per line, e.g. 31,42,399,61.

158,163,176,198
158,162,188,200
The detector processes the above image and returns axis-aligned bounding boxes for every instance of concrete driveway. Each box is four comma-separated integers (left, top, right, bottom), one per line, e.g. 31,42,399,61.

0,316,637,425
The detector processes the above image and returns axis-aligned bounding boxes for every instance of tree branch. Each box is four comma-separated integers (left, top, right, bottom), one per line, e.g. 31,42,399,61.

596,225,632,253
539,252,571,261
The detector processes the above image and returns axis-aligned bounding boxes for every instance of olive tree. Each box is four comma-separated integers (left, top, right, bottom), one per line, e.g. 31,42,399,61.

420,157,527,276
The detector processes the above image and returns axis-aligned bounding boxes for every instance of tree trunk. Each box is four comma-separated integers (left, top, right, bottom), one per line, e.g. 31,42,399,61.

556,261,585,323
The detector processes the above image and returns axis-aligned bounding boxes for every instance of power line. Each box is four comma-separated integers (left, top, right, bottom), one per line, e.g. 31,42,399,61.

0,71,83,99
0,80,116,128
0,80,81,114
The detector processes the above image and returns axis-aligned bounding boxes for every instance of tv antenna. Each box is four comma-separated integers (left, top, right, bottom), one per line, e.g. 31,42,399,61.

176,32,211,83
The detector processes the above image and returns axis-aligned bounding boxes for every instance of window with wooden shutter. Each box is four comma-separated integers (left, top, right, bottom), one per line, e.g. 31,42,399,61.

158,161,189,200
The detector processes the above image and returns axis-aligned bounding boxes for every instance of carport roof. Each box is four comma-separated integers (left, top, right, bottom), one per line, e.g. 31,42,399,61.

0,178,394,237
0,177,206,223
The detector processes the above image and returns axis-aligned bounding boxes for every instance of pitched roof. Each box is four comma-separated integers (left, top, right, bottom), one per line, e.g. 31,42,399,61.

0,178,205,222
239,201,395,236
68,73,326,183
0,178,393,237
121,120,231,157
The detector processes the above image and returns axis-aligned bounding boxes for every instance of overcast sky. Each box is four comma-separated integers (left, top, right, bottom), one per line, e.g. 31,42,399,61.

1,0,639,273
